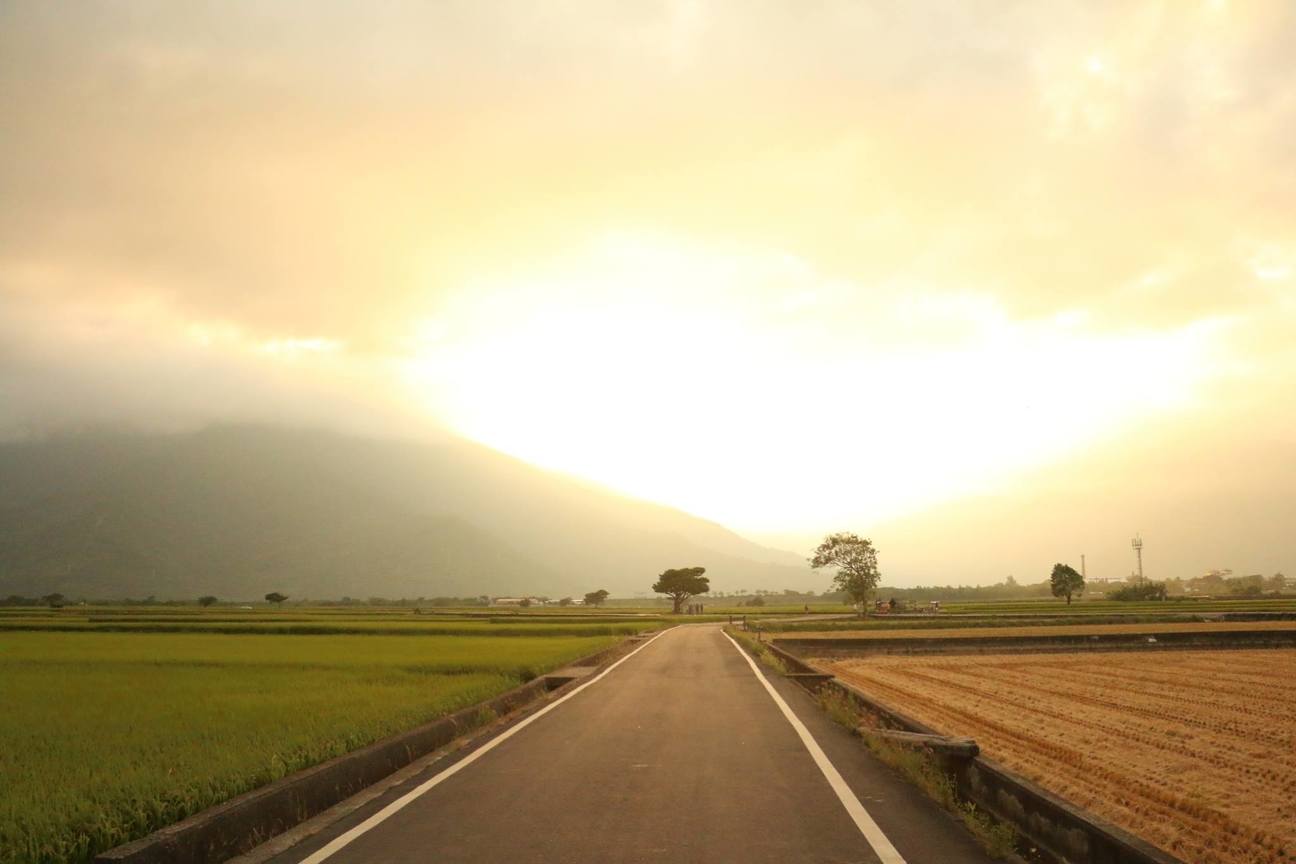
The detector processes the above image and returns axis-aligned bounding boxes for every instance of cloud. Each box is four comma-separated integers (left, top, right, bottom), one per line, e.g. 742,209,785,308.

1,0,1294,566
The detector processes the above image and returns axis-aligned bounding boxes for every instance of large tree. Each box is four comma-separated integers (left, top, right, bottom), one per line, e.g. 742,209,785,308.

810,533,881,616
583,589,610,607
1050,563,1085,605
652,567,709,614
197,595,218,607
264,591,288,606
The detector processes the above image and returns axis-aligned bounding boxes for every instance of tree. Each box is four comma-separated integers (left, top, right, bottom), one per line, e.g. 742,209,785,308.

198,595,218,607
519,597,532,608
264,591,288,606
41,592,65,609
748,595,766,607
583,589,610,607
652,567,709,614
1050,563,1085,605
558,596,573,607
810,533,881,616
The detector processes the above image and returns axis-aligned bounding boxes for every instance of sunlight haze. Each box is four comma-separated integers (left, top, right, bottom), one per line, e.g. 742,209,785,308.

3,1,1293,585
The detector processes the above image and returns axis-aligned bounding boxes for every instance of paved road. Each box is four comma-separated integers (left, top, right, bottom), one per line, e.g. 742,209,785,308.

268,625,994,864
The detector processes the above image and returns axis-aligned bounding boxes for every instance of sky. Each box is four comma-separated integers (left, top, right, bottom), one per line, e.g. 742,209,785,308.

2,1,1294,583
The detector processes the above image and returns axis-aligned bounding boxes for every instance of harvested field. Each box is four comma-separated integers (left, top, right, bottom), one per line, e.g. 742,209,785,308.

819,648,1296,864
786,619,1296,640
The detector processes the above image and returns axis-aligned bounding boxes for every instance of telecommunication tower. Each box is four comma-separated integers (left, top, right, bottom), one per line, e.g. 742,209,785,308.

1131,535,1144,582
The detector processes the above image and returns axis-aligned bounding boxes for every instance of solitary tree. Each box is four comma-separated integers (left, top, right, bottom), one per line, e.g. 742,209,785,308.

810,533,881,616
519,597,532,608
41,592,65,609
558,596,573,607
652,567,709,614
198,595,218,607
1050,563,1085,605
583,589,610,607
264,591,288,606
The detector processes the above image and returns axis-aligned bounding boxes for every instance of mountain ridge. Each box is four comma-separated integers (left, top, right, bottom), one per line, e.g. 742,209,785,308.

0,425,811,600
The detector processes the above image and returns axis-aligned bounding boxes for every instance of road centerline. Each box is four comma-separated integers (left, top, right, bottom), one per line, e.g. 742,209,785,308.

722,630,908,864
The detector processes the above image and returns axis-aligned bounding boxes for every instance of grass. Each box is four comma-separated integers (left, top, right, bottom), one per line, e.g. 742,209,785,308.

0,629,623,863
814,688,1018,860
772,619,1296,641
0,619,660,637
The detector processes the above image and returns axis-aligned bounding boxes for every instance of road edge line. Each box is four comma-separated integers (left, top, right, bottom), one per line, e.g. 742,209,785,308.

297,627,672,864
722,629,908,864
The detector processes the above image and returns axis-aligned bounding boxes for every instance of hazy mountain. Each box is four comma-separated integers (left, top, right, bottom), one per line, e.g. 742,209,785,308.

0,426,810,600
870,411,1296,586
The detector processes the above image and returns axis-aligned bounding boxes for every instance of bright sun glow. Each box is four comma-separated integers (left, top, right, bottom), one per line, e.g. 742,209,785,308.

405,235,1228,536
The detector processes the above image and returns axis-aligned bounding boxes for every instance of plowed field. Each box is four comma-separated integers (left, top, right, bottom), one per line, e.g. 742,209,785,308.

819,649,1296,864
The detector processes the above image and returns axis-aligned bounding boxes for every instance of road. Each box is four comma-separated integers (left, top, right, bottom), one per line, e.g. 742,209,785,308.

266,625,994,864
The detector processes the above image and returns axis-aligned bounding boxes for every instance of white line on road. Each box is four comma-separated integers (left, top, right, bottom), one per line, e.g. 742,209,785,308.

297,629,670,864
722,630,908,864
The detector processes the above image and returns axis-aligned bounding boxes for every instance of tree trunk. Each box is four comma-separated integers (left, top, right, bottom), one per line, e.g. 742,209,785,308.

672,595,684,614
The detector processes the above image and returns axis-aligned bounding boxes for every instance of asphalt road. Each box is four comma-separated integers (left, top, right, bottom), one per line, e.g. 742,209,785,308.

268,625,995,864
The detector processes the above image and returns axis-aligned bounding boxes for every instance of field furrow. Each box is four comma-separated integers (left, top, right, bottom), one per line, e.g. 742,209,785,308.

819,649,1296,864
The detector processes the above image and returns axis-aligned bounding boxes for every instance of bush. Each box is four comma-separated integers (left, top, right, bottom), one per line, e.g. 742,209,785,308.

1107,581,1168,601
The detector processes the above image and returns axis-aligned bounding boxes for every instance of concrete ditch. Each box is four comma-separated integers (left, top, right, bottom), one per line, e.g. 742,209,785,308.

760,638,1189,864
93,633,654,864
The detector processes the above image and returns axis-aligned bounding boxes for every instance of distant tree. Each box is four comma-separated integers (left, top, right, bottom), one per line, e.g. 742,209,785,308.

1269,572,1287,593
264,591,288,606
748,595,766,607
583,589,610,607
197,595,218,607
519,597,533,608
41,592,65,609
810,533,881,616
558,596,573,607
652,567,709,614
1004,574,1017,587
1049,563,1085,605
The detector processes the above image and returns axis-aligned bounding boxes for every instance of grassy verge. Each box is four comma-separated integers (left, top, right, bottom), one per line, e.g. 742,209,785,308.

0,630,622,863
814,688,1019,859
724,626,788,674
727,626,1020,858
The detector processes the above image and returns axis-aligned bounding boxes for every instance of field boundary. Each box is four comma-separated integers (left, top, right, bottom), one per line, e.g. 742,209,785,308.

775,626,1296,656
760,638,1186,864
92,634,654,864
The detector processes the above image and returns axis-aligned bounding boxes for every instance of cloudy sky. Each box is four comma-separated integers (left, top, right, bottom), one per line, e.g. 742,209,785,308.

2,1,1293,582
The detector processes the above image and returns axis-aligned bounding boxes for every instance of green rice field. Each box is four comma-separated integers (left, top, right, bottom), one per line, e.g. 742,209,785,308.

0,618,651,863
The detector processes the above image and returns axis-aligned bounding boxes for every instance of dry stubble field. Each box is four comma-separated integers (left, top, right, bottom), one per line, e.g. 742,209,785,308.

818,648,1296,864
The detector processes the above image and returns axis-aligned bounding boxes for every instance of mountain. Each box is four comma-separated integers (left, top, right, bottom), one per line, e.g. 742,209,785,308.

0,426,810,600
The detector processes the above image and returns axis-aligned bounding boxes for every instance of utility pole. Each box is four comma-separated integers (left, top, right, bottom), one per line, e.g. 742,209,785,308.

1131,535,1144,582
1081,554,1086,581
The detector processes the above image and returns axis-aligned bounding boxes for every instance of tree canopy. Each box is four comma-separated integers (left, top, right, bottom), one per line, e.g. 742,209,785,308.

583,589,610,607
651,567,709,614
197,595,218,607
1049,563,1085,605
264,591,288,605
810,533,881,615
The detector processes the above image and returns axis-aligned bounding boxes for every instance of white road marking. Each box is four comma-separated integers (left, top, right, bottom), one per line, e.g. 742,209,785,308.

297,629,670,864
722,630,908,864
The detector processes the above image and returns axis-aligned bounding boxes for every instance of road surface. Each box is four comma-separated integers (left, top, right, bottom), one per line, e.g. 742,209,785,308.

266,625,995,864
